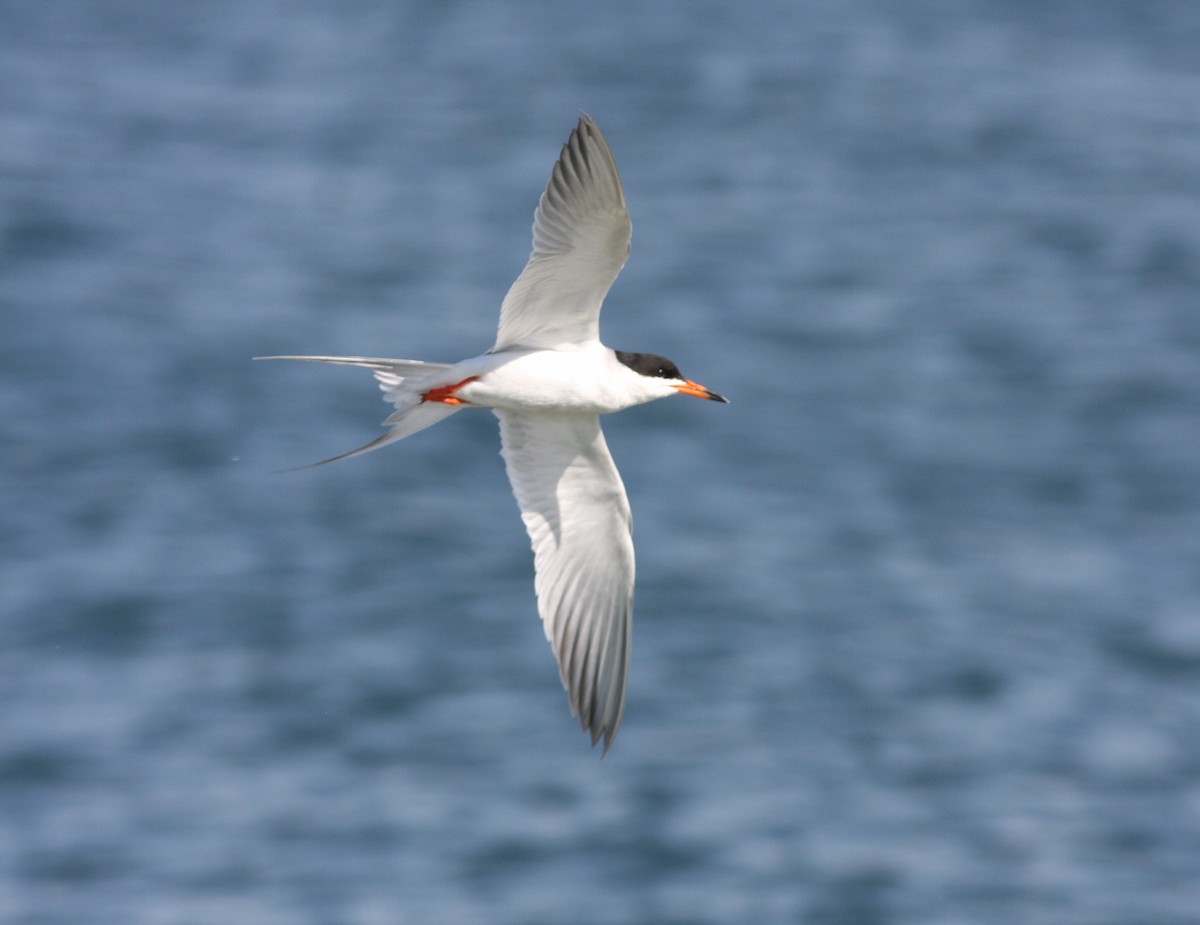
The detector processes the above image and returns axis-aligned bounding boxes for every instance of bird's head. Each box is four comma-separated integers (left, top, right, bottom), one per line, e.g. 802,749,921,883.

614,351,728,404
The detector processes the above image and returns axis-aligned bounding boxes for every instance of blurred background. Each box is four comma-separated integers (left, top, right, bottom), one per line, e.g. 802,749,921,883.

3,1,1200,922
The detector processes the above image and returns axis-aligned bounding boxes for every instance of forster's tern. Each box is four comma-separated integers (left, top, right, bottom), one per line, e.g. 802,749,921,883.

259,116,726,753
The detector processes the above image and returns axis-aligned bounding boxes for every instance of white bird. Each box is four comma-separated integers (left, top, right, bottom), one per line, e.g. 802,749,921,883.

258,116,726,753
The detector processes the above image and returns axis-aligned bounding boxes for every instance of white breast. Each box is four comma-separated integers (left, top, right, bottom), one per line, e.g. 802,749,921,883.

459,346,661,414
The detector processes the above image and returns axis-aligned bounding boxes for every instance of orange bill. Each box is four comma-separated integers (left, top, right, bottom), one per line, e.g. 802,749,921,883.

674,380,728,403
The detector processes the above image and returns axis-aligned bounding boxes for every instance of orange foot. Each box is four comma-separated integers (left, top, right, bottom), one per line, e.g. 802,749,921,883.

422,376,480,405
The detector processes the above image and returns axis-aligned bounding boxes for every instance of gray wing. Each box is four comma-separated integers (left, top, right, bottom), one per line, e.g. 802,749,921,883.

492,116,631,352
496,409,634,753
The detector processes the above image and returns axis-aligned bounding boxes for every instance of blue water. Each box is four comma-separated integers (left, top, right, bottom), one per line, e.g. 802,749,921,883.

4,2,1200,922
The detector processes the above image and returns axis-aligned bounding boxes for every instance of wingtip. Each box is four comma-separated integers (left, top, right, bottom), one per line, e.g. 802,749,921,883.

589,725,617,758
583,711,622,757
573,111,604,140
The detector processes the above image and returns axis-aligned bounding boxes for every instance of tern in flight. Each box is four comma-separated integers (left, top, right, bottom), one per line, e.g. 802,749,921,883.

259,115,727,753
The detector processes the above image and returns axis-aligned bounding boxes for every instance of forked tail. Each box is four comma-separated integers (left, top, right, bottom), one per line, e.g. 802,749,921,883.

255,355,461,467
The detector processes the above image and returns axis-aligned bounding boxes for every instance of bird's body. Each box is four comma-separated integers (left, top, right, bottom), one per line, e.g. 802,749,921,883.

259,116,725,753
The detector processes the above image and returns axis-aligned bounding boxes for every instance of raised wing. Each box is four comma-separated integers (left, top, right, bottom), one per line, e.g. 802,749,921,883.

492,116,631,352
495,409,634,753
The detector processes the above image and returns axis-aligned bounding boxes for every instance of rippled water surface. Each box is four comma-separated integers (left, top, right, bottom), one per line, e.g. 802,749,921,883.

4,2,1200,922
